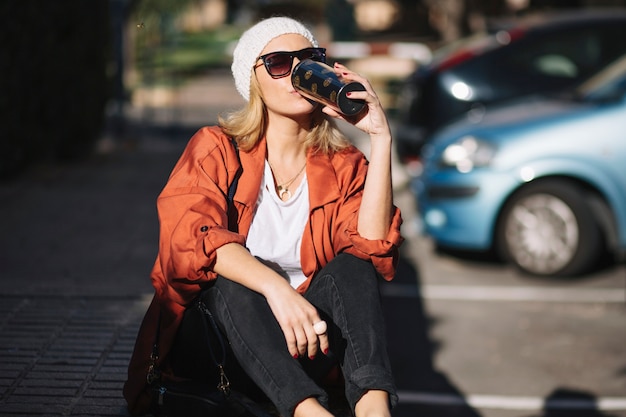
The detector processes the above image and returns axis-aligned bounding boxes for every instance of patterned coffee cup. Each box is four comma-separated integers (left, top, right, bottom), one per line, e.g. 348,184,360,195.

292,59,366,116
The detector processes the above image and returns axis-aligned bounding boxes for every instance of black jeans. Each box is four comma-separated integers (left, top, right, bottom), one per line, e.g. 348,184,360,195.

173,253,397,417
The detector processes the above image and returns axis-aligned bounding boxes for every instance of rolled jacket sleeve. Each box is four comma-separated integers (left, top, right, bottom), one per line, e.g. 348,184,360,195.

343,206,403,281
152,128,244,306
305,147,403,284
157,188,245,280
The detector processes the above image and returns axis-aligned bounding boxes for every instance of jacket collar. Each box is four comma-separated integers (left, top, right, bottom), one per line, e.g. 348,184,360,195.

306,148,341,210
235,138,265,209
235,138,341,210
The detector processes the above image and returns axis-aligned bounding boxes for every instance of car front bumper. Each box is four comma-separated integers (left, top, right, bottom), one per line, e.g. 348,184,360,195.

413,168,521,250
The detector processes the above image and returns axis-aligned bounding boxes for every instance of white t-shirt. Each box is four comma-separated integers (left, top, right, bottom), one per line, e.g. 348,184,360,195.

246,160,309,289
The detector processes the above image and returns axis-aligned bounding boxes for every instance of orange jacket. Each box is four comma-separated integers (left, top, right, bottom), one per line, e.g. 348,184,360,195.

124,126,403,414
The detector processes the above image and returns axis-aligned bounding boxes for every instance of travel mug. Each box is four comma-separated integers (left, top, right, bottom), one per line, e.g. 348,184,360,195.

292,59,366,116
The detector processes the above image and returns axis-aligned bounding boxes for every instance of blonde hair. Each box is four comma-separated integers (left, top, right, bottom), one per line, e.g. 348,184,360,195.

219,71,351,154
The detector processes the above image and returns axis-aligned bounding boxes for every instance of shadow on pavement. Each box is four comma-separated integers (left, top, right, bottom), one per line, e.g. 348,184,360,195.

383,248,482,417
522,387,622,417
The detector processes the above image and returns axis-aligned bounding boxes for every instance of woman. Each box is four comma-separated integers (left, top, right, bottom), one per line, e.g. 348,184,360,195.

124,16,403,417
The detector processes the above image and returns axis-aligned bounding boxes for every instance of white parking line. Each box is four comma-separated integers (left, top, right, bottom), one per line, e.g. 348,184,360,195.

397,391,626,411
382,284,625,303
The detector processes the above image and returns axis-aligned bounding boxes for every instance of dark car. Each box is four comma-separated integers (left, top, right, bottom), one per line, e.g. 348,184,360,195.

395,9,626,164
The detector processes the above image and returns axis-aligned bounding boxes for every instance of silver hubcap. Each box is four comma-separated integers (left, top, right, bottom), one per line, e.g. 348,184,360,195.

505,193,579,274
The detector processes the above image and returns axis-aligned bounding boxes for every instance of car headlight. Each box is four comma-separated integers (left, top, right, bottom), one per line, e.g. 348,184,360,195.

440,135,496,173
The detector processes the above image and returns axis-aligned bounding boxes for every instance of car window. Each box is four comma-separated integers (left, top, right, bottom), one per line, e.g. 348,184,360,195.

577,54,626,102
500,23,626,82
533,54,578,77
506,29,602,80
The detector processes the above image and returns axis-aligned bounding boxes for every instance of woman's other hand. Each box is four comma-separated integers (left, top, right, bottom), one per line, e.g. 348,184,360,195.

214,243,329,360
321,62,391,139
262,279,329,360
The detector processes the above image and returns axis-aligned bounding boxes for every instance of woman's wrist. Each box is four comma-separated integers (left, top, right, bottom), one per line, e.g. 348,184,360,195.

369,130,392,145
257,270,293,298
368,134,393,164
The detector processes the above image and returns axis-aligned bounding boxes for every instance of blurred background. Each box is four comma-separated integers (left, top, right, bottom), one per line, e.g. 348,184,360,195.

1,1,625,417
4,0,626,178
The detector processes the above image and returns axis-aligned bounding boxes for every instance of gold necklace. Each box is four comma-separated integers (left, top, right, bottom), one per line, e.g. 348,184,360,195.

268,161,306,200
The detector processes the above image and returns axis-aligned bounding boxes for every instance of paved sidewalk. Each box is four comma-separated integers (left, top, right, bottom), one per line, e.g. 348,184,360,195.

0,71,233,416
0,146,177,415
0,295,147,416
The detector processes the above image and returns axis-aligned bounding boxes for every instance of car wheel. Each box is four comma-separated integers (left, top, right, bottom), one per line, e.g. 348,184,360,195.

497,180,602,277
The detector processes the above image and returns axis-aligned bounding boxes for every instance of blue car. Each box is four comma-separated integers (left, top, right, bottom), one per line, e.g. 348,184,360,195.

413,55,626,276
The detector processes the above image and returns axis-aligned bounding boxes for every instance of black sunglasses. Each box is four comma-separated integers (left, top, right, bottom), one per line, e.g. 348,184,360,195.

256,47,326,78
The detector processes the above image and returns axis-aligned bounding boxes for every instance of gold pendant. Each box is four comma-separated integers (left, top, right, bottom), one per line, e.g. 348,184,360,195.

277,186,291,200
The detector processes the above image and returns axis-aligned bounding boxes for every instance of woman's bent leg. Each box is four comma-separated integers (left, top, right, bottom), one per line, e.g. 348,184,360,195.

203,277,328,417
304,253,398,412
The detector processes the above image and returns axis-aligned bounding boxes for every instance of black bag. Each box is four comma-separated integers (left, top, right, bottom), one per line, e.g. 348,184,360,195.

151,380,267,417
148,299,275,417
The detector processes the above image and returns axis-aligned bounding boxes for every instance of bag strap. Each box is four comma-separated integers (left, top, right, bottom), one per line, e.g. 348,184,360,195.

196,300,230,395
148,136,241,389
228,137,240,207
147,313,162,384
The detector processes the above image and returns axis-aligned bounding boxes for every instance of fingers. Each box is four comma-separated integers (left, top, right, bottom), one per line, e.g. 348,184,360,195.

282,318,331,360
317,328,330,357
333,62,365,84
304,324,319,359
266,289,330,360
281,324,299,359
279,316,310,359
321,106,342,119
333,62,376,97
331,62,382,116
330,62,391,136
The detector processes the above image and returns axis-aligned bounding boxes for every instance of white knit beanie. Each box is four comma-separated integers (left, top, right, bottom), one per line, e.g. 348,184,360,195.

232,17,318,101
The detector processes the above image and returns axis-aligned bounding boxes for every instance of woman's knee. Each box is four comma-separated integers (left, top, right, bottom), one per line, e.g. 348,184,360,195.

318,253,380,292
208,276,254,300
205,277,266,313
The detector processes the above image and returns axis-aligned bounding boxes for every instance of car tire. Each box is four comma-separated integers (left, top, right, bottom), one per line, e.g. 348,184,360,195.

496,180,602,277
